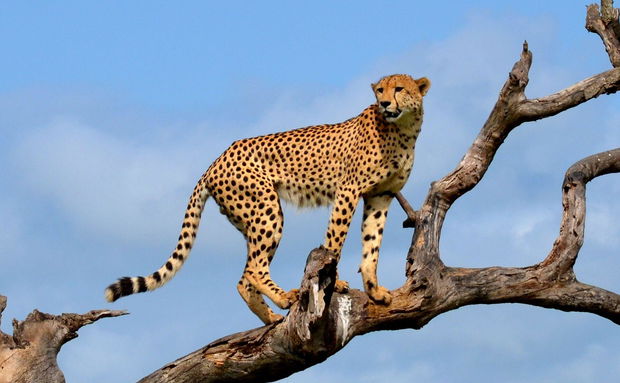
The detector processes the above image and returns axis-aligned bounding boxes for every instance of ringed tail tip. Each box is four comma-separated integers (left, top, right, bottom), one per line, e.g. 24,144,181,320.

104,287,116,302
104,276,147,302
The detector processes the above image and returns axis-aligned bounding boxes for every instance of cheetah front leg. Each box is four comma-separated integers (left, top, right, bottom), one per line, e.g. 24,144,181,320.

360,194,393,305
324,187,359,292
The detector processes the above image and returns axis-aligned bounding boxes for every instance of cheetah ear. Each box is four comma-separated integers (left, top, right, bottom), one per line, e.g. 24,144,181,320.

416,77,431,96
371,82,378,91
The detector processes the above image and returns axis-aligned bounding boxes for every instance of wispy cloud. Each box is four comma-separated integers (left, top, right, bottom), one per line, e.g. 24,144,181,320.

9,117,233,247
514,343,620,383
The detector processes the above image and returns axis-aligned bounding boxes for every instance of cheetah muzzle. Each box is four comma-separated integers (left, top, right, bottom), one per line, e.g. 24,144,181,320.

383,109,402,120
104,73,431,325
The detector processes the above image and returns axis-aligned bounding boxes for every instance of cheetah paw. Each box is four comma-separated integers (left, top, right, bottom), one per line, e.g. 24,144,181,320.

369,285,392,305
335,279,350,293
267,313,285,324
279,288,300,309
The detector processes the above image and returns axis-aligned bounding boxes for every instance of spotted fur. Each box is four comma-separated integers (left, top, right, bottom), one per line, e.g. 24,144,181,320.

104,74,430,324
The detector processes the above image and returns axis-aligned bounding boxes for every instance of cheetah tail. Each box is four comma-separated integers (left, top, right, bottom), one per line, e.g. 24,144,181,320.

104,179,210,302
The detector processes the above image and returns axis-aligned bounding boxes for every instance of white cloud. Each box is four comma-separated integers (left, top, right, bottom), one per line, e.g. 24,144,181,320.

248,75,376,135
359,361,438,383
10,117,235,247
587,202,620,247
509,206,558,255
603,110,620,145
519,343,620,383
59,326,157,383
0,199,25,259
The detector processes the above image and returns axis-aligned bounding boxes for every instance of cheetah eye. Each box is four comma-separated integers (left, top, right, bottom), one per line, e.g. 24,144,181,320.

395,87,404,92
376,87,383,94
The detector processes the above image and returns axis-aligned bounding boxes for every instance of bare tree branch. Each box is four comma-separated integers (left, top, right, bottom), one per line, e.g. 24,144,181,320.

0,296,126,383
394,192,417,228
517,67,620,121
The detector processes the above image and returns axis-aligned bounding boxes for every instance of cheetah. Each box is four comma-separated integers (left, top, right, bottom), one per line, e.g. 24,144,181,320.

105,74,430,324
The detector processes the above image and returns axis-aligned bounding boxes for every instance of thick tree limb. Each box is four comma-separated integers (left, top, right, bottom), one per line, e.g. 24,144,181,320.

0,296,126,383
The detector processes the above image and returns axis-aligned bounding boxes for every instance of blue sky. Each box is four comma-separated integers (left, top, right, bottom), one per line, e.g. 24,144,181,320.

1,1,619,382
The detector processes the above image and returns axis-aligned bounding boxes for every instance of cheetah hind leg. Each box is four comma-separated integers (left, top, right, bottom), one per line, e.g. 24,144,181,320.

242,203,299,313
237,277,284,324
243,257,300,311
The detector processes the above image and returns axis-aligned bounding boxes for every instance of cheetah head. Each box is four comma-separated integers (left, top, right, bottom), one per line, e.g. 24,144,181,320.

372,74,430,123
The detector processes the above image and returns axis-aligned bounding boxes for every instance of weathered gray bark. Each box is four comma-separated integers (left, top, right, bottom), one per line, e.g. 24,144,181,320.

0,296,126,383
138,2,620,382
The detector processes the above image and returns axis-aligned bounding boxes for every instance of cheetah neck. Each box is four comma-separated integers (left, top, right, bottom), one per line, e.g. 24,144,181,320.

370,103,423,135
394,107,423,135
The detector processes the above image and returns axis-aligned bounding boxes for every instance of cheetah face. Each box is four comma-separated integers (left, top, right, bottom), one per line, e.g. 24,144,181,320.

372,74,430,123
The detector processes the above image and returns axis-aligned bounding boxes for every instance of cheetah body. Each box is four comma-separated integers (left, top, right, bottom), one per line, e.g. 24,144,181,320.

105,74,430,324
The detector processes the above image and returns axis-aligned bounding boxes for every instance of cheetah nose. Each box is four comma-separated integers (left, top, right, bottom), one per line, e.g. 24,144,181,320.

380,101,391,108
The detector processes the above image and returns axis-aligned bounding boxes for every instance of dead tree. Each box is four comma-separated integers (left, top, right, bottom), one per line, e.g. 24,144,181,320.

1,2,618,382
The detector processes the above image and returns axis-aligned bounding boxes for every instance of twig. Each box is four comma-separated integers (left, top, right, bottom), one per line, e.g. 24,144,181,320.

394,192,417,228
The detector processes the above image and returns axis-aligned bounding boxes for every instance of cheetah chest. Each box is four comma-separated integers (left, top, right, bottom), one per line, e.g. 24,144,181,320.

368,129,419,195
